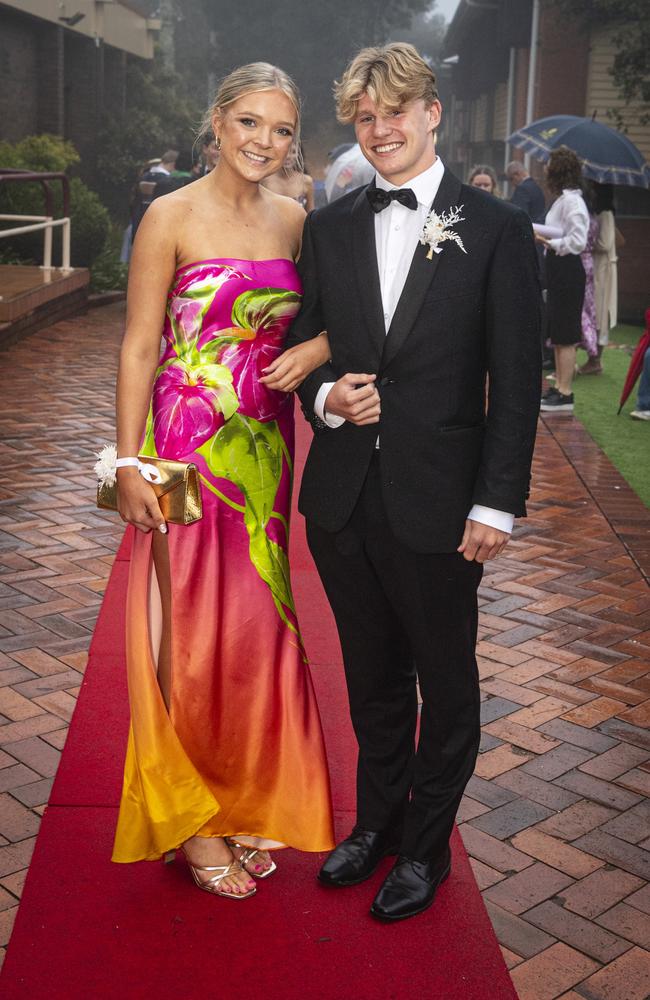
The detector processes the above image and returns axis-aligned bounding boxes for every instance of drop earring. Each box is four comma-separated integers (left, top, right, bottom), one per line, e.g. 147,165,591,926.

216,136,221,151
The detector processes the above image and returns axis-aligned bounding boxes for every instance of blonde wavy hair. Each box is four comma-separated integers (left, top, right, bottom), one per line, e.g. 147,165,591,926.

334,43,439,124
198,62,303,170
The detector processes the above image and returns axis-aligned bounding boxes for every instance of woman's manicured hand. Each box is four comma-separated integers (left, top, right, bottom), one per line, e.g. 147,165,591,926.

117,468,167,534
260,333,331,392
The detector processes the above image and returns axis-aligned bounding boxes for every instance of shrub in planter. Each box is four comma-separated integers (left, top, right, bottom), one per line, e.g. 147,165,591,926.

68,178,110,268
0,134,80,174
0,134,110,268
90,242,128,293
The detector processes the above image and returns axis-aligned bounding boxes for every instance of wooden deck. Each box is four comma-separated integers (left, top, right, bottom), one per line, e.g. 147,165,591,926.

0,266,89,323
0,265,89,345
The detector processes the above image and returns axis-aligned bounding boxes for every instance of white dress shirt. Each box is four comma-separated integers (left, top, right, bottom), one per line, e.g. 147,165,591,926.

314,158,514,535
545,189,589,256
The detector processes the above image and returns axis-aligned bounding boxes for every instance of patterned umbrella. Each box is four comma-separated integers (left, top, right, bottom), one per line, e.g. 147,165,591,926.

324,144,375,202
508,115,650,188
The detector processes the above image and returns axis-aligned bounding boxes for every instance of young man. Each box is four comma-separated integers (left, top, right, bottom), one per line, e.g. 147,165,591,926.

287,44,541,922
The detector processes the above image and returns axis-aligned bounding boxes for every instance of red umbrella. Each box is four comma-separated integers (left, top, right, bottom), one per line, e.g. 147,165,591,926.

618,308,650,414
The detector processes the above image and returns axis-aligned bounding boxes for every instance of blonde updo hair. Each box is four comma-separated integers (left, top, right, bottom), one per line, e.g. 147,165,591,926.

334,43,438,124
198,62,303,171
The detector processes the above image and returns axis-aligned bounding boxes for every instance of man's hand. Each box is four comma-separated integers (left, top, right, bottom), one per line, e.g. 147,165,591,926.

458,519,509,563
324,373,380,425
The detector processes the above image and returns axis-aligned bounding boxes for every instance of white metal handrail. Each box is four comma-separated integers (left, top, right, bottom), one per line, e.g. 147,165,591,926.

0,213,71,270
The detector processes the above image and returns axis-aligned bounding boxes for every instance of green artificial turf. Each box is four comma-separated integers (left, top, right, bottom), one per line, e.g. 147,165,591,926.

572,324,650,509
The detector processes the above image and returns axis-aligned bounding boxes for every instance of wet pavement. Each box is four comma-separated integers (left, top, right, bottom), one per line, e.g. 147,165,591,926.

0,304,648,998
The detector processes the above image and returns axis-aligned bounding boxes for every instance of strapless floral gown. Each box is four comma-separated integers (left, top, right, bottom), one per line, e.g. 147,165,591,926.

112,258,334,862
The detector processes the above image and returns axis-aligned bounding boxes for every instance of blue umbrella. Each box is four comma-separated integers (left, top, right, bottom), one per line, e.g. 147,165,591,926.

507,115,650,188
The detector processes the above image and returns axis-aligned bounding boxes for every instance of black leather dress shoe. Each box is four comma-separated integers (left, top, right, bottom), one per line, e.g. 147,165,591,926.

370,848,451,921
317,828,401,887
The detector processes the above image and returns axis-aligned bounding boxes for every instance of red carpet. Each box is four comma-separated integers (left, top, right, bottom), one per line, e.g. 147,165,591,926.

0,410,516,1000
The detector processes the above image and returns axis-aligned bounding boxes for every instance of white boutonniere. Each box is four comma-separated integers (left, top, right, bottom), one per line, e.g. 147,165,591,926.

420,205,467,259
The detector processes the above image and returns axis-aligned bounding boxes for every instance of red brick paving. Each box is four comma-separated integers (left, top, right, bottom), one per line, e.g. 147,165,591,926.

0,304,648,996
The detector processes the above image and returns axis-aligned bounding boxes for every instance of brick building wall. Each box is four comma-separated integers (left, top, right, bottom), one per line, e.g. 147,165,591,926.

103,47,127,120
0,3,145,185
36,22,64,138
63,30,100,179
0,8,39,140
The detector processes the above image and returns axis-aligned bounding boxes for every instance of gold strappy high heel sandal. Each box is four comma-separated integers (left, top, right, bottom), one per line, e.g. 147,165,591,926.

227,839,277,880
164,847,257,899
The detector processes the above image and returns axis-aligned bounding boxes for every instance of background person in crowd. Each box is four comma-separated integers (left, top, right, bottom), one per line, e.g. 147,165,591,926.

579,205,599,362
262,143,314,209
578,183,620,375
152,150,195,199
507,160,546,223
150,149,178,176
124,158,163,256
200,135,220,174
537,146,589,413
131,154,178,238
111,62,335,898
631,345,650,421
468,164,498,195
507,160,550,367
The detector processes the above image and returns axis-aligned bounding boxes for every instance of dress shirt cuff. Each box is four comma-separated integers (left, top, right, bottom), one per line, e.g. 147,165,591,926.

314,382,345,428
467,505,514,534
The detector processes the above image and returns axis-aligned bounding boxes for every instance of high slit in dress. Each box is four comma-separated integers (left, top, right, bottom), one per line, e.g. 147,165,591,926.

112,258,335,862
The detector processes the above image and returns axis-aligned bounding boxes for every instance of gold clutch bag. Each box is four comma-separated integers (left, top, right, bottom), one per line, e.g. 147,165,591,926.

97,455,203,525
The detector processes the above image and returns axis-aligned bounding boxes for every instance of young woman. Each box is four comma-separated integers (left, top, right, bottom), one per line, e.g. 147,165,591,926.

262,143,315,210
468,164,498,195
578,183,620,375
111,63,335,898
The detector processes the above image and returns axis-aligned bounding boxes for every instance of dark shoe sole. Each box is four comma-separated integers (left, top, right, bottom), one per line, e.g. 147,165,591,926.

317,844,401,888
369,865,451,922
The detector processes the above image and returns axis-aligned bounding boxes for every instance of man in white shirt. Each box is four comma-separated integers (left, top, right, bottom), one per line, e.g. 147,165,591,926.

149,149,178,175
286,43,541,922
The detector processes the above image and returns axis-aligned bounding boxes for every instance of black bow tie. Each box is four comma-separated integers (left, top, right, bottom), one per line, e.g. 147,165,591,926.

366,186,418,213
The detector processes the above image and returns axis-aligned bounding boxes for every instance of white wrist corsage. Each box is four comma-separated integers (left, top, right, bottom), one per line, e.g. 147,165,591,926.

94,444,118,488
420,205,467,259
94,443,162,486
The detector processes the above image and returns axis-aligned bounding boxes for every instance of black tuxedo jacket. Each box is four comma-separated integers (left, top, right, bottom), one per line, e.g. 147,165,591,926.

287,169,542,553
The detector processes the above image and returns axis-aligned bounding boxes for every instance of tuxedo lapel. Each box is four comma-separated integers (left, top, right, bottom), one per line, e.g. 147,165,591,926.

351,185,385,361
382,169,463,369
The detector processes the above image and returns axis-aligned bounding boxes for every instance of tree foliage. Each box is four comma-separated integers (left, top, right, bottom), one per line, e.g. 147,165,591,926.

95,59,201,219
390,8,446,67
552,0,650,123
199,0,433,143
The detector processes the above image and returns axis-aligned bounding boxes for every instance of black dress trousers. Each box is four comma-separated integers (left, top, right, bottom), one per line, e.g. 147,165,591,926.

307,453,483,861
